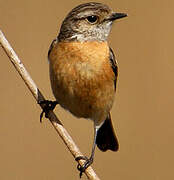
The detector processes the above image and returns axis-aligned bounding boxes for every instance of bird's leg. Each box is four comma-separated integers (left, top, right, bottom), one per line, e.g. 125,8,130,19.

38,100,58,122
75,127,98,178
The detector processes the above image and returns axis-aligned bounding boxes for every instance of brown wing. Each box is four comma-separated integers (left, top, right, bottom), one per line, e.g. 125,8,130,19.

48,39,58,58
109,47,118,91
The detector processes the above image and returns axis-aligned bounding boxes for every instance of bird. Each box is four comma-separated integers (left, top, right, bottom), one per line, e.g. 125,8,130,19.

40,2,127,177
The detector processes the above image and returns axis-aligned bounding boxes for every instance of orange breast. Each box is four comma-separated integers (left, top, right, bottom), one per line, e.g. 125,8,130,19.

48,41,115,123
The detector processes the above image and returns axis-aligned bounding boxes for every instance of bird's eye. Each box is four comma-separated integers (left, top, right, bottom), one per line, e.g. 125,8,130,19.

86,15,98,24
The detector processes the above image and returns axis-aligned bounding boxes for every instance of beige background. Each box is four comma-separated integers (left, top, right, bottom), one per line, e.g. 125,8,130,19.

1,0,174,179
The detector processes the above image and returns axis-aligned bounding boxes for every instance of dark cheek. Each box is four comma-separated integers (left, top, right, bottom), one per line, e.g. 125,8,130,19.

73,20,82,30
77,21,89,32
75,22,79,29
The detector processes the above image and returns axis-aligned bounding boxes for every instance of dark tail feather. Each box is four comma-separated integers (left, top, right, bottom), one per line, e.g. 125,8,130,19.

96,113,119,152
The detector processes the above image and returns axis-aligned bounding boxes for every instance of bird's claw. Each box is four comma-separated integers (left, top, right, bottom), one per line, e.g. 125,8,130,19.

38,100,58,122
75,156,93,178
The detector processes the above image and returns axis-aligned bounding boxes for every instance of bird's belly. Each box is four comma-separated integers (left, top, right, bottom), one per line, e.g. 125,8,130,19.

50,61,115,121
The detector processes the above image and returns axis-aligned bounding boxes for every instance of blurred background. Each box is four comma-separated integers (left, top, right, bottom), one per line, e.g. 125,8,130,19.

1,0,174,179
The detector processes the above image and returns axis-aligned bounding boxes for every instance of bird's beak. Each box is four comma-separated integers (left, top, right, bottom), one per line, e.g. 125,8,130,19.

109,12,127,21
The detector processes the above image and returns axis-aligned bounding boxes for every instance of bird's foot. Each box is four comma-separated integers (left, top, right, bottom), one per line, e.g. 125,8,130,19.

75,156,93,178
38,100,58,122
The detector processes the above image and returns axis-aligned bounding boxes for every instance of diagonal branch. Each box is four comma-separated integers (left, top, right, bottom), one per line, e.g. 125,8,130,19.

0,30,100,180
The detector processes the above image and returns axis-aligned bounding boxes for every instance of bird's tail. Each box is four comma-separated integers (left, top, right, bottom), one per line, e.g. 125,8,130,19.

96,113,119,152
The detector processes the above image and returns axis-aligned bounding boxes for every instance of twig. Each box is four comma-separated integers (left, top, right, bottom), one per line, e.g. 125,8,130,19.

0,30,100,180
